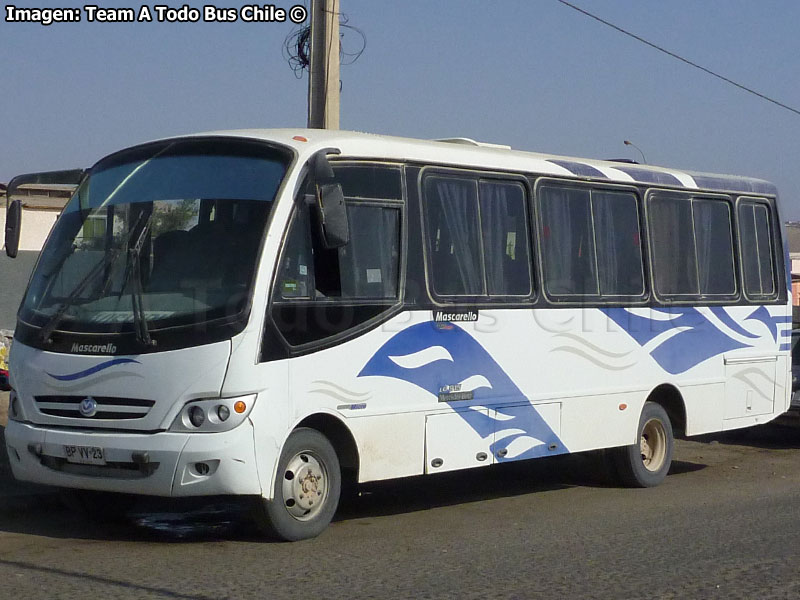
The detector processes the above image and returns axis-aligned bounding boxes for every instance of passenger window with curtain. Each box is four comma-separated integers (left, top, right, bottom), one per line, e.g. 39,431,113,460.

423,174,532,299
538,185,643,299
739,201,776,298
539,186,598,296
425,177,484,296
592,190,645,296
648,195,698,296
648,194,736,299
479,181,532,296
693,199,736,296
269,165,403,348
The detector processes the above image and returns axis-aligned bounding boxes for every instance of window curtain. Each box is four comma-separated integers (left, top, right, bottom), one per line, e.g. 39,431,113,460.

541,187,597,295
433,179,483,295
693,200,735,296
650,196,698,295
339,205,399,299
479,182,510,295
593,192,643,296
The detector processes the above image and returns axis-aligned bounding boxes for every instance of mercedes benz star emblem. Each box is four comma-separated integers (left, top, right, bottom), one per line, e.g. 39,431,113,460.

79,396,98,418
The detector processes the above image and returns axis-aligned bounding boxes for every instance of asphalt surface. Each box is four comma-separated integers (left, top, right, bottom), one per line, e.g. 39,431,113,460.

2,408,800,599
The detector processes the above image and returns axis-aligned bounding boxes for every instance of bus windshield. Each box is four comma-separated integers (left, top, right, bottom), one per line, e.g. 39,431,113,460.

18,138,290,351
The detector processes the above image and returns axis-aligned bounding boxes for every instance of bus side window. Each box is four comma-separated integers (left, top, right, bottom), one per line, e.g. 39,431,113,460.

592,190,645,297
338,204,400,299
649,193,737,300
268,165,403,349
539,186,599,297
424,177,484,296
423,174,533,299
276,203,315,299
538,184,646,300
693,199,736,296
739,201,777,298
649,195,700,297
479,180,532,296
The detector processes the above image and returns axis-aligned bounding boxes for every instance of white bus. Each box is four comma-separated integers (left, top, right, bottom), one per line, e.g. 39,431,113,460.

3,130,792,540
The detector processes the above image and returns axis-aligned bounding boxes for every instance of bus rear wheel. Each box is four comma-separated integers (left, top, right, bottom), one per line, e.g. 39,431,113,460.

256,427,341,541
612,401,674,488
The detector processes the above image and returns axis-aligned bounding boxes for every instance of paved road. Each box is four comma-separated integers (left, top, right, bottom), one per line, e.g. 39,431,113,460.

2,418,800,599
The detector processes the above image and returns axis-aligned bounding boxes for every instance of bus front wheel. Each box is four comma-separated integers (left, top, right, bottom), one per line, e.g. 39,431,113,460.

612,401,674,488
256,427,341,541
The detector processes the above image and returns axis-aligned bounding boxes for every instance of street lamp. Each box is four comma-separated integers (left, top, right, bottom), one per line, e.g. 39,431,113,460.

623,140,647,164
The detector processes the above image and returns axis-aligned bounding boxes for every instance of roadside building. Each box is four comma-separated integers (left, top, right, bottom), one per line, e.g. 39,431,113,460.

0,182,73,252
786,223,800,323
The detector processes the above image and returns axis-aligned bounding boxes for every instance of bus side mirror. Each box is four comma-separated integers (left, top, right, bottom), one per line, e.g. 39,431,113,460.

311,150,349,249
4,199,22,258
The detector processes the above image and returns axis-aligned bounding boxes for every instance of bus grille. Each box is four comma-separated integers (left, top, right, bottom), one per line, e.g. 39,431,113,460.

39,455,160,479
34,395,155,420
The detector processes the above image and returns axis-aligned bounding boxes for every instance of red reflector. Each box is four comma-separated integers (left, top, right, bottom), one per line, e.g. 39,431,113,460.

292,135,308,142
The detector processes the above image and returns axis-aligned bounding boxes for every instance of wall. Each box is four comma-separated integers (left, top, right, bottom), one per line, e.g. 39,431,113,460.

0,206,59,253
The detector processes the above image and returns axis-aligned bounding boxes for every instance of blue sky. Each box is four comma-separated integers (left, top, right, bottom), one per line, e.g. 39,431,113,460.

3,0,800,217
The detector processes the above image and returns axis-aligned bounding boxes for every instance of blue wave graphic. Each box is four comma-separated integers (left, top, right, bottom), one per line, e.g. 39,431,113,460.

359,322,566,461
709,306,759,340
602,306,789,375
744,305,788,343
47,358,141,381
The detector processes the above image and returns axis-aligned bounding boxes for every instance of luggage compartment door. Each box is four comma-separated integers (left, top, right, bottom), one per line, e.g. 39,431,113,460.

425,410,494,474
723,354,776,420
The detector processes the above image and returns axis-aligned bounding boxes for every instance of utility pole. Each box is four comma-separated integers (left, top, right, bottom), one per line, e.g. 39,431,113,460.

307,0,340,129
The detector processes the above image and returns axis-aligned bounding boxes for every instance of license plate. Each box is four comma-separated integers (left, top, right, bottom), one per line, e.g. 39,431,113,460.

64,445,106,465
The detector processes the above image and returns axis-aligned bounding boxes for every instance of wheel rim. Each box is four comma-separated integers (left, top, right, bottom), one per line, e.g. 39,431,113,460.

640,418,667,472
281,451,329,521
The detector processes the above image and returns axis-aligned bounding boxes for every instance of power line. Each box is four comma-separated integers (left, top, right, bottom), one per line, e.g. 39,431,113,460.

556,0,800,118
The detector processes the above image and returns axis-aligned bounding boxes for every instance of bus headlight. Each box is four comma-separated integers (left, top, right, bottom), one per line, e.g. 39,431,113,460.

169,394,256,433
188,406,206,428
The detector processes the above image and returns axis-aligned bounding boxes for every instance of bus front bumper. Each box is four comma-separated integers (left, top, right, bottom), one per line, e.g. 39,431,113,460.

4,420,262,497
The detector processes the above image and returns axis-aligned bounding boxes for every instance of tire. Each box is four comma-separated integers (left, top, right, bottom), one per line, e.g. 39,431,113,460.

256,428,341,541
612,401,674,488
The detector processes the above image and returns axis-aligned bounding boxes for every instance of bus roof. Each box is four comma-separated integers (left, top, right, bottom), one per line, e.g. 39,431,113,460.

180,128,778,197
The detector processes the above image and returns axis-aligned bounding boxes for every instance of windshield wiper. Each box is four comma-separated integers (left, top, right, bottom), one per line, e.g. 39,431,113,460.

38,246,124,344
118,212,156,348
38,213,144,344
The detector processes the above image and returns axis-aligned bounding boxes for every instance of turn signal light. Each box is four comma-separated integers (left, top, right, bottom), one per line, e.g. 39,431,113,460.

234,400,247,414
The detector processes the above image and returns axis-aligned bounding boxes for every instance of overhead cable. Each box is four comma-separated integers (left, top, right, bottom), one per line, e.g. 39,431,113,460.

556,0,800,117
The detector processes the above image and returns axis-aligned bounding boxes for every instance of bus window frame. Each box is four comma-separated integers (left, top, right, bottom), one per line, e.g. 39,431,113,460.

418,166,535,305
261,160,408,360
644,189,741,305
735,195,782,303
533,177,649,307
